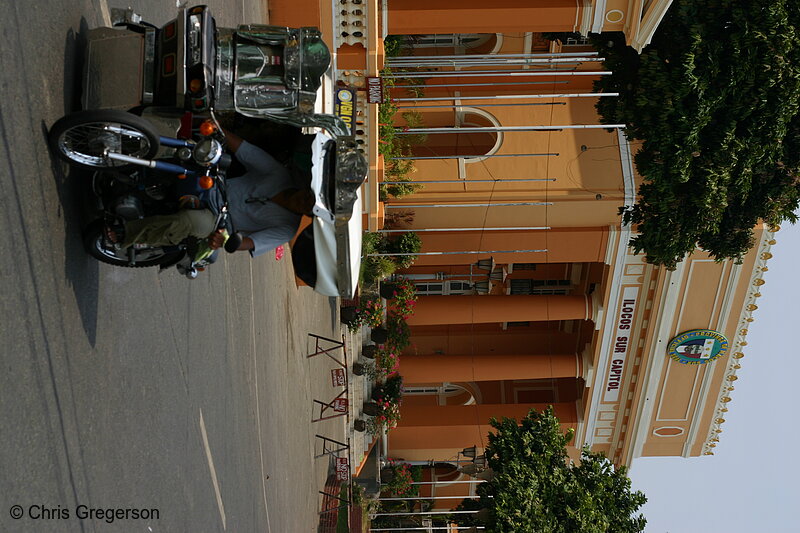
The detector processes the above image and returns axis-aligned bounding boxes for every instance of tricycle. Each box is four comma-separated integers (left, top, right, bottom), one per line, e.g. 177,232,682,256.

50,5,366,298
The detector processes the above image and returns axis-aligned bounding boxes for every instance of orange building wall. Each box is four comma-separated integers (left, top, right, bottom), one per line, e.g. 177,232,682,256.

267,0,321,27
388,0,579,34
406,227,609,266
400,353,579,384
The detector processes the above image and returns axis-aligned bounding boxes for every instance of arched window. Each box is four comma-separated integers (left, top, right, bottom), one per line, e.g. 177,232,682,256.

404,383,480,405
409,107,503,160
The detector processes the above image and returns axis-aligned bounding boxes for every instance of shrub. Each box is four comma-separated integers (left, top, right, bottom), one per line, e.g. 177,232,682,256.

380,232,422,269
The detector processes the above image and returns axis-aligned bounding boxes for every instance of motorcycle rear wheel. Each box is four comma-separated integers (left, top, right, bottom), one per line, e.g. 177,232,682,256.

49,110,160,170
83,220,184,268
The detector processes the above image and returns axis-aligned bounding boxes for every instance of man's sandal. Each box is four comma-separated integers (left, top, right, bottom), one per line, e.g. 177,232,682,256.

104,220,125,245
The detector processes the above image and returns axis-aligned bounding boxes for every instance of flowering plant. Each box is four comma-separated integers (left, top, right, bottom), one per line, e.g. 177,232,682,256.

366,397,402,435
347,297,385,332
380,460,421,497
385,313,411,352
373,349,400,379
390,278,418,319
373,374,404,403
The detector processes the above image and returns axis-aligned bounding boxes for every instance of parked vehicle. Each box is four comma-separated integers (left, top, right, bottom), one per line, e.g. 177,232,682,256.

56,4,366,297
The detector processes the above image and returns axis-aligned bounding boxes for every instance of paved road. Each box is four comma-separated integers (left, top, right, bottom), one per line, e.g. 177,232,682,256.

0,1,347,531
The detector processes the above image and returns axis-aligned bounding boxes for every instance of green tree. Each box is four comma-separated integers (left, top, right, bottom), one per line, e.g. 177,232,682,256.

591,0,800,269
456,407,646,533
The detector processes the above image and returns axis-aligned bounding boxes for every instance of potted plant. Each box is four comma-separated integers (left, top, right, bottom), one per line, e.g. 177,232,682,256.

371,327,389,344
380,282,399,299
366,398,402,435
353,361,370,376
340,305,358,325
362,344,379,359
363,401,381,416
346,297,385,333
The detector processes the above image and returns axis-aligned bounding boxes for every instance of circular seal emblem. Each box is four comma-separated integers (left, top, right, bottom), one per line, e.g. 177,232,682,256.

668,330,729,365
338,89,353,102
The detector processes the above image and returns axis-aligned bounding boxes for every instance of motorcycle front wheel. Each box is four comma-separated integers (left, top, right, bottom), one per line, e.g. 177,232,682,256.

83,220,184,268
49,110,160,170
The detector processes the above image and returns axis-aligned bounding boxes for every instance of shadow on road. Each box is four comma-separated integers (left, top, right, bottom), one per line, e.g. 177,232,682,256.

43,19,101,347
45,120,101,348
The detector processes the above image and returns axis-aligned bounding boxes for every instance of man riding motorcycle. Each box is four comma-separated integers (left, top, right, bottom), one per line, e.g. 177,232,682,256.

109,129,315,257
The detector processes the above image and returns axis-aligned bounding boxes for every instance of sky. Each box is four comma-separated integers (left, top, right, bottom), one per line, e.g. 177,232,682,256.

628,220,800,533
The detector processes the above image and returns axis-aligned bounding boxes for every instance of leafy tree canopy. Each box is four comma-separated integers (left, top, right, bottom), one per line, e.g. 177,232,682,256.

591,0,800,268
456,407,647,533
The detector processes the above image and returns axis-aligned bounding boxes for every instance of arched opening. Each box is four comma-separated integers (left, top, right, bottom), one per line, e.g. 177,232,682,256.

404,382,481,406
408,107,502,159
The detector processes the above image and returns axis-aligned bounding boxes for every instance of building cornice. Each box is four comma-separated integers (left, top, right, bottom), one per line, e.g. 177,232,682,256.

698,228,776,455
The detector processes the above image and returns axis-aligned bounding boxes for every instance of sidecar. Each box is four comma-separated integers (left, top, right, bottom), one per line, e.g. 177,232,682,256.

84,6,330,119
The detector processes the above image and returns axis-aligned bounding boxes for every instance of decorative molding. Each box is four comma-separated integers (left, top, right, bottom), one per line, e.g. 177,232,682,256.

334,0,369,48
655,361,702,422
627,259,688,462
699,228,776,455
654,426,685,437
605,9,625,23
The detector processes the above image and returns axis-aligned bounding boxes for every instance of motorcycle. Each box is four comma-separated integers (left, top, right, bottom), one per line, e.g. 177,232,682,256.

48,108,242,278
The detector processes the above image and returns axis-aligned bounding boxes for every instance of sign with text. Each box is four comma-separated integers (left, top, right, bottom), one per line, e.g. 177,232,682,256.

332,397,349,413
366,76,384,104
334,88,356,136
603,286,639,402
331,368,347,387
335,457,350,481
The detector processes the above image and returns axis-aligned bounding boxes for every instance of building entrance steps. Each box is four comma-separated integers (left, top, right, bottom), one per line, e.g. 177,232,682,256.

344,325,380,477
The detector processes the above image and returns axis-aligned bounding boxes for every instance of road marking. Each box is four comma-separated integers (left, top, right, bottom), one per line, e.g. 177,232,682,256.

98,0,111,25
249,261,273,533
199,409,227,530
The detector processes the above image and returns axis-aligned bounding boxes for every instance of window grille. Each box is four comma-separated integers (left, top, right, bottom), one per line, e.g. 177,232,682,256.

510,279,571,295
